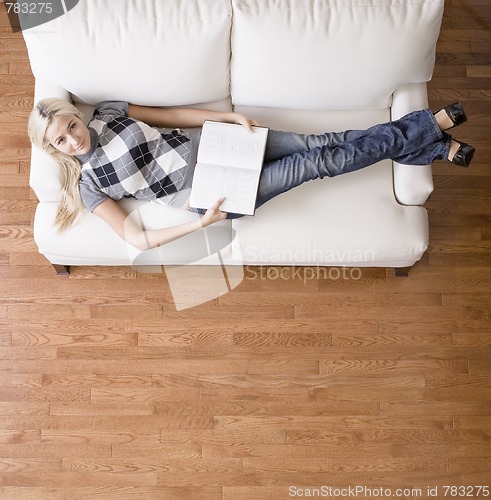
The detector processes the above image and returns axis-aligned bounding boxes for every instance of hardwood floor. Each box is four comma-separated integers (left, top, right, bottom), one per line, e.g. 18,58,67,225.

0,1,490,499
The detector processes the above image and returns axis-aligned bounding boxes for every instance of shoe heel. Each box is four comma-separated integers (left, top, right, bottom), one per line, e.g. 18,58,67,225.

450,141,475,168
444,102,468,130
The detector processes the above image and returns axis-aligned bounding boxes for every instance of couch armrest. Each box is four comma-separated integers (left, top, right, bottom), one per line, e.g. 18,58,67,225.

33,79,71,103
391,83,434,206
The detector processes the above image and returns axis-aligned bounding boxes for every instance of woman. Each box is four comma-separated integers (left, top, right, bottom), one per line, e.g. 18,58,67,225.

28,99,474,251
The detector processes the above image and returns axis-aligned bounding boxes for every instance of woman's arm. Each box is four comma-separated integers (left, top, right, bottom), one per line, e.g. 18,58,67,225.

127,105,258,132
93,197,227,251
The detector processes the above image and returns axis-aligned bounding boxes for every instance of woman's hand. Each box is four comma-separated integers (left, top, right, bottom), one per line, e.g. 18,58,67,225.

231,113,259,133
200,197,228,227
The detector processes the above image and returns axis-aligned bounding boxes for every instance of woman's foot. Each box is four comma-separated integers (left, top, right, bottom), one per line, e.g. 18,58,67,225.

448,139,475,167
435,102,468,131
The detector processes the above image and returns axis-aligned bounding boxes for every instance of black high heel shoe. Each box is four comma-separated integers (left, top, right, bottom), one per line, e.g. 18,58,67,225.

449,140,475,168
437,102,468,130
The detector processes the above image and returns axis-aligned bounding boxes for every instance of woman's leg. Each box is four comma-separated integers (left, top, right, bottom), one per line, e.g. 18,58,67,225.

265,128,379,162
392,132,450,165
264,109,445,162
254,109,448,209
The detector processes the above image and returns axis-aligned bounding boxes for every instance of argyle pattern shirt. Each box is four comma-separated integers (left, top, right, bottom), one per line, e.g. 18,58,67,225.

77,101,191,212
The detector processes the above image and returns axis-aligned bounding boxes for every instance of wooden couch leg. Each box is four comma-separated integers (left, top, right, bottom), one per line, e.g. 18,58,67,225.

52,264,70,275
393,266,412,278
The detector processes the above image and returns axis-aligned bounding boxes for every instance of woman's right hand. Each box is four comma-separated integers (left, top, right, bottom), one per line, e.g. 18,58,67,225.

200,197,228,227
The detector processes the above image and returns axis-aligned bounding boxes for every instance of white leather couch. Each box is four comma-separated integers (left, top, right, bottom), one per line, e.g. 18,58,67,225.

23,0,444,275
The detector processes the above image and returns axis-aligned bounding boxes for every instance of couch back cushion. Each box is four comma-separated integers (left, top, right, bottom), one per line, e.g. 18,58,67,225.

231,0,444,110
23,0,232,105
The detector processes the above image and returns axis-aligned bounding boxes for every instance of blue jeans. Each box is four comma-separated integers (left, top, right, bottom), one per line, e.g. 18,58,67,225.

194,109,450,219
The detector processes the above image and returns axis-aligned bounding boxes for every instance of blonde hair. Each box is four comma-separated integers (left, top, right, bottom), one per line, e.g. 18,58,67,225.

28,98,86,231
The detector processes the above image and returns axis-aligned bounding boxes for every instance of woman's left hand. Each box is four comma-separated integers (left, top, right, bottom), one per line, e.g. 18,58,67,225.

232,113,259,133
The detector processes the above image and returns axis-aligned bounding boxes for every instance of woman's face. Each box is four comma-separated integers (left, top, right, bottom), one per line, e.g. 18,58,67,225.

45,114,91,156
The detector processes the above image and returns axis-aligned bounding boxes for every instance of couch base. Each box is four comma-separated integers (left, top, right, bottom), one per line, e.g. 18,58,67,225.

50,262,414,278
52,264,70,275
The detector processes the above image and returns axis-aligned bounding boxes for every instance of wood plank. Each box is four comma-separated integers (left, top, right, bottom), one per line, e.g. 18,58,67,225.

0,472,159,487
319,359,469,375
0,487,222,500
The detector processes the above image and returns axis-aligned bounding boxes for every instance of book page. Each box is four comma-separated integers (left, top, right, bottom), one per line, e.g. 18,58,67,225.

190,163,260,215
197,121,269,171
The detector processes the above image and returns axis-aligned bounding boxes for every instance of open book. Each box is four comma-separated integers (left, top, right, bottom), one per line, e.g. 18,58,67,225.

190,120,269,216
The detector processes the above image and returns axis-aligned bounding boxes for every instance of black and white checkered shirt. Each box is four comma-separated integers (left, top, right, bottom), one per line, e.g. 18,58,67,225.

77,101,193,212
